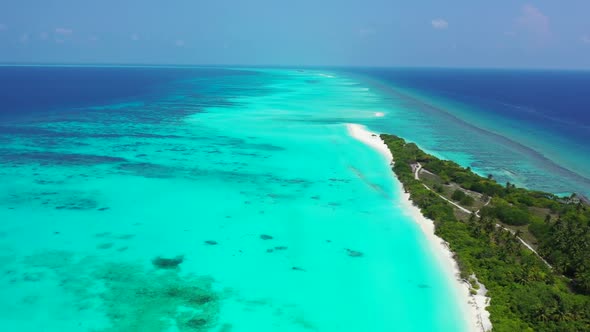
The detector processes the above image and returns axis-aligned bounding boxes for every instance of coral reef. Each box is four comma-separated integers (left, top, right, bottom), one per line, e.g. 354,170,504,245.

152,255,184,269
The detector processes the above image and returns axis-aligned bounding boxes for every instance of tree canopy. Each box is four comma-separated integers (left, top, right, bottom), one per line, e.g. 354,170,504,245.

381,134,590,332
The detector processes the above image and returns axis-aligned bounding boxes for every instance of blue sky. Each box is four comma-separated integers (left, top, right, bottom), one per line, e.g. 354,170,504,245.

1,0,589,68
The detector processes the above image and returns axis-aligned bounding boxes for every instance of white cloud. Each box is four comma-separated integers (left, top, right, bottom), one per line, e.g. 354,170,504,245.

431,19,448,30
516,4,550,42
55,27,73,35
175,39,185,47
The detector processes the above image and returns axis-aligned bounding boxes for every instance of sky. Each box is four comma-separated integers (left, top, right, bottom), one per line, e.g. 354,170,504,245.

1,0,590,68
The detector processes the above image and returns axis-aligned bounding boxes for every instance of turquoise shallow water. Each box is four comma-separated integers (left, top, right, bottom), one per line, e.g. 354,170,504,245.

0,69,468,331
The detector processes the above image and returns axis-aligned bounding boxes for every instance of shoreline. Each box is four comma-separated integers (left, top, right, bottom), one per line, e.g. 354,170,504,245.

346,123,492,332
349,71,590,196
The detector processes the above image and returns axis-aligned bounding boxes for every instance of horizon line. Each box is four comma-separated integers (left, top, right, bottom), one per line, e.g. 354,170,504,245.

0,62,589,72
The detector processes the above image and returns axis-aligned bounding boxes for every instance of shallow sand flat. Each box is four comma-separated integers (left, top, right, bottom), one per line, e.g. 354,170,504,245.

0,68,471,331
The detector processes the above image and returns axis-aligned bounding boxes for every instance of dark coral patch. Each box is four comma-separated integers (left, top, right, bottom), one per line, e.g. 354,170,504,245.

345,249,364,257
152,255,184,269
186,318,208,328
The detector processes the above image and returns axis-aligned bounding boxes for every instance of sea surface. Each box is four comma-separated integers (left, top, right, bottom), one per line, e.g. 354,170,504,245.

348,67,590,197
2,65,588,331
0,66,468,332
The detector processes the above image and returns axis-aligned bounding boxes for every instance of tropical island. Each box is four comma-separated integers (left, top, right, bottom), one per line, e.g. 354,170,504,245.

378,133,590,332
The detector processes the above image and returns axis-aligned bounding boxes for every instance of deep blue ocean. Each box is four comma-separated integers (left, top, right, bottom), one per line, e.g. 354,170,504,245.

347,67,590,197
0,66,260,120
353,67,590,144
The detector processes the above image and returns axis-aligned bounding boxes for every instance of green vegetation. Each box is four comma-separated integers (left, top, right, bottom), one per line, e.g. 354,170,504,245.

452,189,466,201
461,195,475,206
433,183,444,193
452,189,475,206
480,200,531,226
381,134,590,332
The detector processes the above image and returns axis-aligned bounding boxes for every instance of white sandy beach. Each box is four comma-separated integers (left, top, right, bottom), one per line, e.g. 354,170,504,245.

346,123,492,332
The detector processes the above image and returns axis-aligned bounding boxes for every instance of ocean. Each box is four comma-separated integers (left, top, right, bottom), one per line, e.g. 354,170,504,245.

1,65,587,331
0,66,469,332
348,67,590,197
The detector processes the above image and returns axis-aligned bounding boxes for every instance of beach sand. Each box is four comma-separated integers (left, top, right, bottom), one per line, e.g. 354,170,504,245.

346,123,492,332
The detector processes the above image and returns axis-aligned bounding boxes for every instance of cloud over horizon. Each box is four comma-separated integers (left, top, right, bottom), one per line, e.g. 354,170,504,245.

55,27,73,35
431,18,448,30
516,4,550,44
